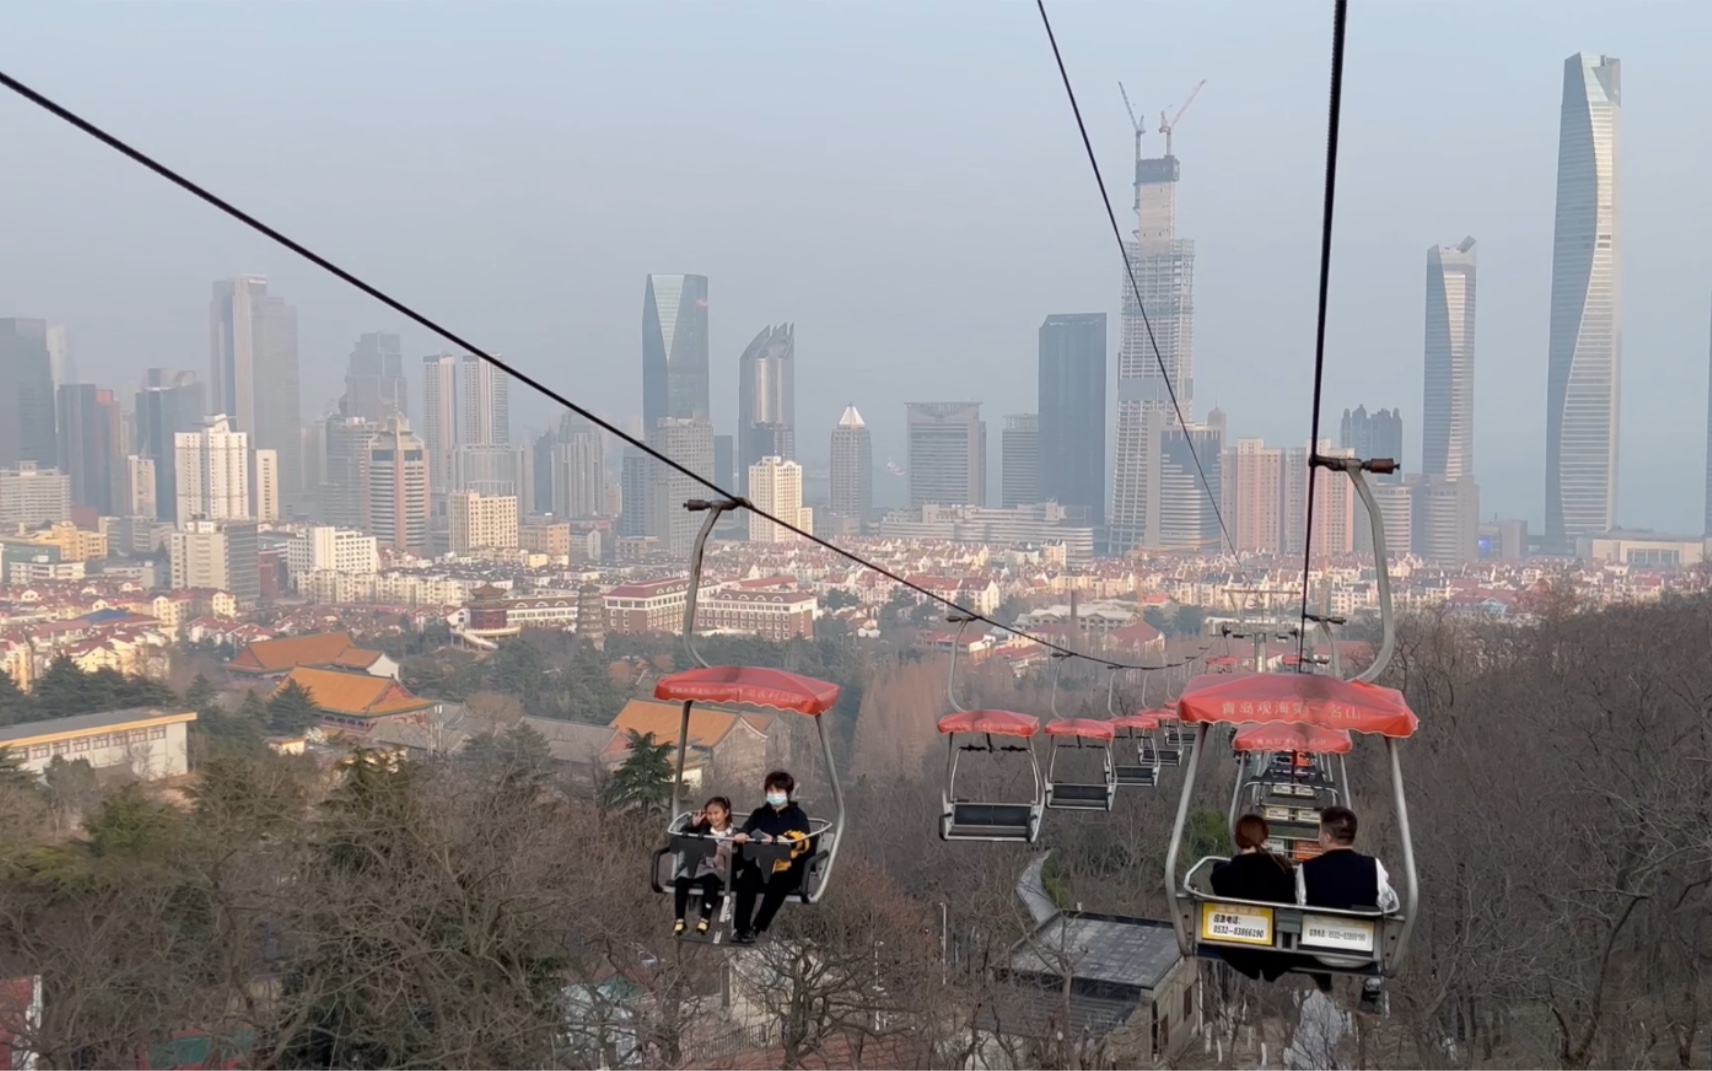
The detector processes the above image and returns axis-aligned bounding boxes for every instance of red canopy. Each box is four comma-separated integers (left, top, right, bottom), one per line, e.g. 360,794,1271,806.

937,709,1041,739
1044,718,1116,742
1232,721,1353,755
1110,711,1161,731
654,666,841,717
1177,672,1419,738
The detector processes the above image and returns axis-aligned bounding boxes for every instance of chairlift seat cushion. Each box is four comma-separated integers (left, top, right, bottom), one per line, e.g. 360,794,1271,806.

1116,765,1158,786
1049,783,1113,808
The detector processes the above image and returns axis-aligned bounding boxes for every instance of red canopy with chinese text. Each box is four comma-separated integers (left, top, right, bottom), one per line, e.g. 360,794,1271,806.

654,666,841,716
1177,672,1419,738
1231,721,1354,754
936,709,1041,738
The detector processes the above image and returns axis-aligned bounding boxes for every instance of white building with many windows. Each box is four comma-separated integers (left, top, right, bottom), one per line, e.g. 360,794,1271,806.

0,707,196,780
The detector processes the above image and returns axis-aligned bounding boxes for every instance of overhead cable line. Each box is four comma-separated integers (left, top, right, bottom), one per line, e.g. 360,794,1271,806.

0,65,1187,675
1032,0,1236,559
1295,0,1351,661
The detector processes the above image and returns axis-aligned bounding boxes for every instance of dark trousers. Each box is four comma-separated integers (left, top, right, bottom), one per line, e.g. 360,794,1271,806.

673,873,723,920
733,863,800,934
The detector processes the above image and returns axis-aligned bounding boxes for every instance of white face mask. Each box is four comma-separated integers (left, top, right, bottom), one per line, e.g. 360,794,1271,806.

766,792,788,808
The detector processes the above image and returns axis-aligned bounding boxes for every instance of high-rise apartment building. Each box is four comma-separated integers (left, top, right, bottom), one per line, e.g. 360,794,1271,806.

420,354,459,493
1424,238,1476,481
907,403,985,508
452,445,530,508
1282,441,1355,558
0,319,58,468
1037,313,1106,518
747,456,811,543
169,521,229,593
1412,475,1479,564
1221,438,1283,555
643,275,711,426
210,278,301,501
1545,53,1622,549
254,449,280,522
46,325,73,391
320,416,378,531
552,422,605,519
136,372,205,523
830,405,872,521
0,464,71,527
286,526,379,580
1110,130,1196,551
737,324,795,492
1356,480,1415,561
713,435,735,492
1153,418,1224,549
125,456,158,520
1001,414,1040,509
174,415,250,522
448,491,520,554
56,385,121,516
342,332,407,422
1340,406,1404,471
644,418,714,557
460,354,509,446
364,414,430,554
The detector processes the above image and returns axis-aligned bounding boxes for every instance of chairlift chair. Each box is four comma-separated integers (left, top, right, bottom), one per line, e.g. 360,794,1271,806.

1162,458,1422,981
1107,669,1163,789
1227,723,1352,849
935,614,1045,842
647,501,847,936
1043,719,1117,810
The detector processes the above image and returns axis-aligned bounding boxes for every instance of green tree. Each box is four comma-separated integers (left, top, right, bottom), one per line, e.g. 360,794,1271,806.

0,669,32,726
183,673,218,714
1173,604,1207,639
600,730,675,814
266,680,321,736
42,756,100,829
463,722,554,784
237,689,268,724
0,747,37,792
32,654,93,719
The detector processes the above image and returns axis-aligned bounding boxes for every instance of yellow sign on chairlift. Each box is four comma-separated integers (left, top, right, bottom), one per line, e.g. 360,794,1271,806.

1200,902,1274,946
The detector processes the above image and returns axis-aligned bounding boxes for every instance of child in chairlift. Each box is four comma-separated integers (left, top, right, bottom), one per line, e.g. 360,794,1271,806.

673,796,736,936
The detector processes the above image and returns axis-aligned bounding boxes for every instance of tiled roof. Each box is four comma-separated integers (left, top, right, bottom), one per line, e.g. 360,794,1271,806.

607,698,767,752
273,667,430,719
230,631,359,674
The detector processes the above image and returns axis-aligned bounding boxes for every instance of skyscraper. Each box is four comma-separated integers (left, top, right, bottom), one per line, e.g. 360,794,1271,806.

1221,438,1283,555
1545,53,1622,549
365,414,430,554
1038,313,1107,518
644,418,714,556
0,319,58,468
56,385,122,516
421,354,459,493
321,416,378,531
1424,238,1476,481
737,324,796,491
747,456,811,543
642,274,710,425
460,354,510,446
830,405,872,521
1340,405,1404,470
1001,414,1040,508
175,415,250,522
342,332,407,422
907,403,985,508
136,372,205,523
210,278,301,501
1110,129,1196,552
254,449,280,522
46,325,73,391
551,418,605,519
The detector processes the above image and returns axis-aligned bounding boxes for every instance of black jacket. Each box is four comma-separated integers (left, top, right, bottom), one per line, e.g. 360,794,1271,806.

1301,848,1381,910
1211,851,1296,904
741,802,811,840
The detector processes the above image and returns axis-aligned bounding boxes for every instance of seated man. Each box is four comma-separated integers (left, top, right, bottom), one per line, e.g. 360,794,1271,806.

1298,805,1396,1011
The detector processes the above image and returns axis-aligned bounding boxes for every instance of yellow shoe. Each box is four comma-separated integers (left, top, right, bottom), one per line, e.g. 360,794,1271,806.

673,919,686,936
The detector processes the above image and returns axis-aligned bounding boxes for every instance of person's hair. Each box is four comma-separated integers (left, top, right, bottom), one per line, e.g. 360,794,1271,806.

1233,814,1271,851
702,796,732,819
763,770,796,797
1320,805,1358,845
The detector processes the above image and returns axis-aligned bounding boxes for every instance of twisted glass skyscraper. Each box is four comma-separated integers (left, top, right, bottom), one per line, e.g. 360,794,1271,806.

1545,53,1621,549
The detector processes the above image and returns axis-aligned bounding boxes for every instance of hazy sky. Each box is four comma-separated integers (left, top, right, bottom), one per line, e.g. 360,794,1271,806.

5,1,1712,533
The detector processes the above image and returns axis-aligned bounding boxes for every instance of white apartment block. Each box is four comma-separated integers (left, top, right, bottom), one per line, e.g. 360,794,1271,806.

0,464,71,528
747,456,811,543
254,448,279,522
175,415,250,522
169,521,229,591
448,492,520,554
287,526,379,581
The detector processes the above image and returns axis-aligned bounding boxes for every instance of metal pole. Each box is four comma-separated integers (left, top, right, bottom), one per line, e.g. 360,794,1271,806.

1163,721,1209,955
680,500,733,670
812,715,846,903
1345,467,1395,683
1388,736,1419,970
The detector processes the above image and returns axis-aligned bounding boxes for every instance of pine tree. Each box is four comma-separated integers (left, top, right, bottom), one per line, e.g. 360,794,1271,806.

32,655,94,719
183,673,219,714
266,681,321,736
237,689,268,724
600,730,675,814
0,670,31,727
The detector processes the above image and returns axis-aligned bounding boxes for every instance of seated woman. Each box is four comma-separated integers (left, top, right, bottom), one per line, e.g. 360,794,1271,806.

1209,814,1298,982
729,770,812,944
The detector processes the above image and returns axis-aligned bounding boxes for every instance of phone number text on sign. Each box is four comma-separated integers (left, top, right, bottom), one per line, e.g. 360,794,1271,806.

1201,903,1273,945
1300,914,1375,952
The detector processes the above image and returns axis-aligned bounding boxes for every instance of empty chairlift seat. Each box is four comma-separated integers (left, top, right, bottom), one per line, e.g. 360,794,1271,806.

937,709,1045,843
1043,718,1117,811
1109,711,1163,788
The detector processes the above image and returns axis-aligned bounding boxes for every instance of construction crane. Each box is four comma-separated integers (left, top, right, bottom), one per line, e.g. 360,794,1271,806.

1157,79,1206,157
1118,81,1145,165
